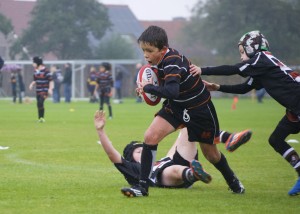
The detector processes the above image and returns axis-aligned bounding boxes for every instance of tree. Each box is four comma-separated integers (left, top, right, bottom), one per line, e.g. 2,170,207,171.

11,0,111,60
184,0,300,63
94,34,137,59
0,13,13,37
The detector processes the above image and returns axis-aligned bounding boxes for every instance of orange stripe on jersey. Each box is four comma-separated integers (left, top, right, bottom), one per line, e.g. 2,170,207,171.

187,95,211,110
165,73,181,79
180,75,201,94
214,136,220,144
164,54,182,61
176,124,186,131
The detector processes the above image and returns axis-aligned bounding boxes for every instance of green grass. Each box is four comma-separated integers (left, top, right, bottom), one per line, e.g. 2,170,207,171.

0,97,299,214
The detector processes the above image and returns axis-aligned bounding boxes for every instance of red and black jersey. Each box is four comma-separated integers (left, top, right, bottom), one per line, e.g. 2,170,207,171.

144,48,211,109
96,71,113,89
202,51,300,115
33,67,52,95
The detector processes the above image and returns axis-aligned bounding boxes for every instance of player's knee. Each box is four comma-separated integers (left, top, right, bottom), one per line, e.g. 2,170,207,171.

206,155,220,164
200,144,220,163
144,130,159,145
268,132,285,153
203,152,220,164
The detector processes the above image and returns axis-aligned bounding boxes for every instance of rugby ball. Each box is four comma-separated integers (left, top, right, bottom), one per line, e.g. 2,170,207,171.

137,65,161,106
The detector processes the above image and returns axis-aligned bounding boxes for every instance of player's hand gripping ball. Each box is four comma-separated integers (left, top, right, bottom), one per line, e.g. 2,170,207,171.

136,65,161,106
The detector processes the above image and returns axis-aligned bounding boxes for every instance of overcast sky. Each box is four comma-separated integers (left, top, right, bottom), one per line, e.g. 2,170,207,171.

99,0,199,20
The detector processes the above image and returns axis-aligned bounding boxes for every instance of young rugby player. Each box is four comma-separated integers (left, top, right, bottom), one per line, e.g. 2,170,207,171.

94,63,114,119
94,110,251,189
121,26,246,197
29,56,53,123
191,30,300,196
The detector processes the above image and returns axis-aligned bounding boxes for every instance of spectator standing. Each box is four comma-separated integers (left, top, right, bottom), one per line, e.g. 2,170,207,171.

11,68,25,104
87,66,98,103
63,63,72,103
0,56,5,97
51,65,63,103
114,66,123,103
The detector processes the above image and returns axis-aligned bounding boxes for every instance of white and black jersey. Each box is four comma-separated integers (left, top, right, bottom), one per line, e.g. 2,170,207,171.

202,51,300,115
114,148,197,188
114,159,140,186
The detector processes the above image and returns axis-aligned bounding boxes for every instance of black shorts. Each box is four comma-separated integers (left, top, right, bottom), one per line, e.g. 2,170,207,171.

157,100,220,144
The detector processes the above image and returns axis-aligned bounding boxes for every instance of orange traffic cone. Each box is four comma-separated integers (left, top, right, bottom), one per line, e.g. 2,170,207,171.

231,96,238,110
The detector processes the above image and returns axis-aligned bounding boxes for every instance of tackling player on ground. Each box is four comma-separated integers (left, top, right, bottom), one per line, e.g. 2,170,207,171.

94,110,251,190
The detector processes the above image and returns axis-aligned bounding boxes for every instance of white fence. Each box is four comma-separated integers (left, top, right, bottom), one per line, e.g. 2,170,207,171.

0,59,141,100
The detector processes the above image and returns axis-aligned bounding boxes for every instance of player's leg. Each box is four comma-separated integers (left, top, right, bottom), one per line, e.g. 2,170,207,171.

268,114,300,196
160,163,211,187
190,100,244,193
121,115,175,197
99,92,103,110
200,143,244,193
166,128,198,161
222,129,252,152
105,91,112,119
172,147,211,185
36,94,45,122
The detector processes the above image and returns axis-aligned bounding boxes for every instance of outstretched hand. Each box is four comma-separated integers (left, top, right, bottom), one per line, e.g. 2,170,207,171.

94,110,106,130
202,80,220,91
190,64,202,77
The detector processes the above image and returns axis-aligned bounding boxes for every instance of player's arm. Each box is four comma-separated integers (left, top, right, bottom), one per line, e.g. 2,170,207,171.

29,81,36,90
142,59,181,99
204,78,254,94
94,110,122,164
190,64,240,76
143,80,179,99
48,80,54,95
93,82,99,95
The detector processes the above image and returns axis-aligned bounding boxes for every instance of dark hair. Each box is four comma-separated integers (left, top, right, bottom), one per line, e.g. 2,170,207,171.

123,141,143,162
100,62,111,71
33,56,43,66
138,25,169,50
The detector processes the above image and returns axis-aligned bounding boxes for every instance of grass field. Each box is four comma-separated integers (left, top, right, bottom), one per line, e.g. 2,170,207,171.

0,97,299,213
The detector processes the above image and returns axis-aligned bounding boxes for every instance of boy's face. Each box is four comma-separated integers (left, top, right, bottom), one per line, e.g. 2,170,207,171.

32,63,38,69
99,66,105,72
139,42,167,65
239,45,250,62
132,147,143,163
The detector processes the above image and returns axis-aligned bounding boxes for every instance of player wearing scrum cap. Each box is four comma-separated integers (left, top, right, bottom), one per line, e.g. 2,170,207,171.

192,30,300,196
94,109,251,192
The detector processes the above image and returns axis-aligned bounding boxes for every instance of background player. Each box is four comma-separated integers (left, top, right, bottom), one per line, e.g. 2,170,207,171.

94,63,114,119
29,56,53,123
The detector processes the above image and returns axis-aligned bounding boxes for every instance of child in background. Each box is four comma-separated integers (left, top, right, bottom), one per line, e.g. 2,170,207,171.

94,63,114,119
